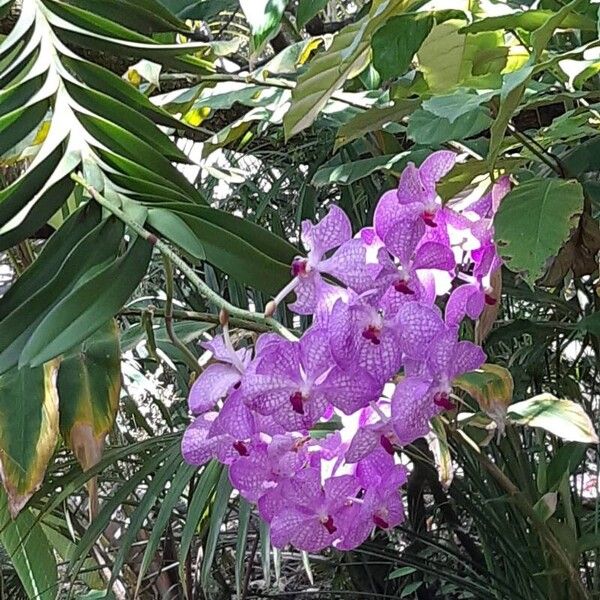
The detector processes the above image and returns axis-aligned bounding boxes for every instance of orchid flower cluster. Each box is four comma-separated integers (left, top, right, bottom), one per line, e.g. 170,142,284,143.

182,151,509,552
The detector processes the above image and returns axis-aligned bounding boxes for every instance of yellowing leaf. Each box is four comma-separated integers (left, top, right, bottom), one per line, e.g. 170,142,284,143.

0,361,60,517
508,394,599,444
58,320,121,517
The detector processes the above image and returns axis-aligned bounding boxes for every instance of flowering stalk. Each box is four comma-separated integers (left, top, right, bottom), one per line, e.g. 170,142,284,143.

71,172,295,340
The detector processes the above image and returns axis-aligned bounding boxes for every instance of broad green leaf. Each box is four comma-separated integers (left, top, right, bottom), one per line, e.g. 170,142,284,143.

0,492,58,600
488,0,586,165
296,0,328,29
508,394,599,443
239,0,287,54
57,320,121,516
494,178,584,287
284,0,420,139
407,106,491,145
158,0,238,20
545,443,586,492
372,13,433,80
417,19,506,92
371,13,433,79
461,9,596,34
0,361,60,517
389,566,417,580
422,89,495,124
20,235,153,368
576,311,600,336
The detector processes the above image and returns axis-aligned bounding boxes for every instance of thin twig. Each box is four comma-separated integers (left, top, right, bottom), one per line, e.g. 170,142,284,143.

71,173,295,340
120,308,273,334
162,254,202,372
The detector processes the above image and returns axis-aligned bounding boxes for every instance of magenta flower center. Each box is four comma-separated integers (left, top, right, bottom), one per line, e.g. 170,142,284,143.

394,278,414,295
421,210,437,227
484,292,496,305
433,392,455,411
291,257,310,277
321,515,337,534
379,434,395,455
362,325,382,345
233,440,249,456
290,391,305,414
373,513,389,529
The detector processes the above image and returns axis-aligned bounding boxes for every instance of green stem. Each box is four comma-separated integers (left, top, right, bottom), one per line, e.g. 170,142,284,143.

162,254,203,372
71,173,295,340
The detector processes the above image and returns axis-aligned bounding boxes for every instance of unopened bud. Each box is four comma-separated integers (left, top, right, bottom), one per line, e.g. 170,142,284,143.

219,309,229,327
264,300,277,318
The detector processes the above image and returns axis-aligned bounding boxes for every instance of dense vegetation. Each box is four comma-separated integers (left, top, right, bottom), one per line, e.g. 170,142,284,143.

1,1,600,598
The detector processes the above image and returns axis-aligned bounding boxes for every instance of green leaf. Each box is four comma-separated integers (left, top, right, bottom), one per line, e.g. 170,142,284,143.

407,106,491,145
576,311,600,336
20,235,153,368
389,566,417,580
0,492,58,600
147,208,206,260
284,0,421,139
417,19,506,92
296,0,328,29
57,320,121,518
494,178,584,287
158,0,238,20
0,362,60,517
422,89,495,124
235,499,252,597
488,0,586,165
240,0,287,54
372,13,433,80
545,443,586,492
461,9,597,34
312,151,420,187
508,394,599,443
401,581,423,597
334,99,418,149
453,364,514,417
533,492,558,522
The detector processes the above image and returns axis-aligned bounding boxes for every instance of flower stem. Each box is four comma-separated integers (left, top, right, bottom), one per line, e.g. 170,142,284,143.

162,254,201,372
71,173,295,340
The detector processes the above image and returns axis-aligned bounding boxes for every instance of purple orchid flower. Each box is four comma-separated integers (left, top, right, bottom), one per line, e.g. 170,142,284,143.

269,468,361,551
241,326,380,427
182,391,256,466
271,205,352,315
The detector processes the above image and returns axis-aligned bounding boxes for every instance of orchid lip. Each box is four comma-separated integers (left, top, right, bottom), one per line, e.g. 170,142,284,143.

321,515,337,534
394,279,414,295
233,440,249,457
362,325,382,345
484,292,497,305
373,515,389,529
290,391,305,415
433,392,455,411
421,211,437,227
380,434,395,455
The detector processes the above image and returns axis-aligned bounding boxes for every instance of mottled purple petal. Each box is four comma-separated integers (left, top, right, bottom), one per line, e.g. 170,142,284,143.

346,428,378,463
397,303,444,360
396,162,424,204
181,415,218,466
418,150,456,191
241,373,296,414
449,341,486,379
413,241,455,271
188,363,240,415
288,272,319,315
320,239,380,293
271,509,333,551
210,392,255,439
302,205,352,259
391,377,435,445
445,284,483,327
324,367,380,415
299,327,333,380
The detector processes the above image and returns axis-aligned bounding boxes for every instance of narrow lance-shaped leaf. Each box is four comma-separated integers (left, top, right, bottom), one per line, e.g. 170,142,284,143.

0,491,58,600
0,361,60,517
